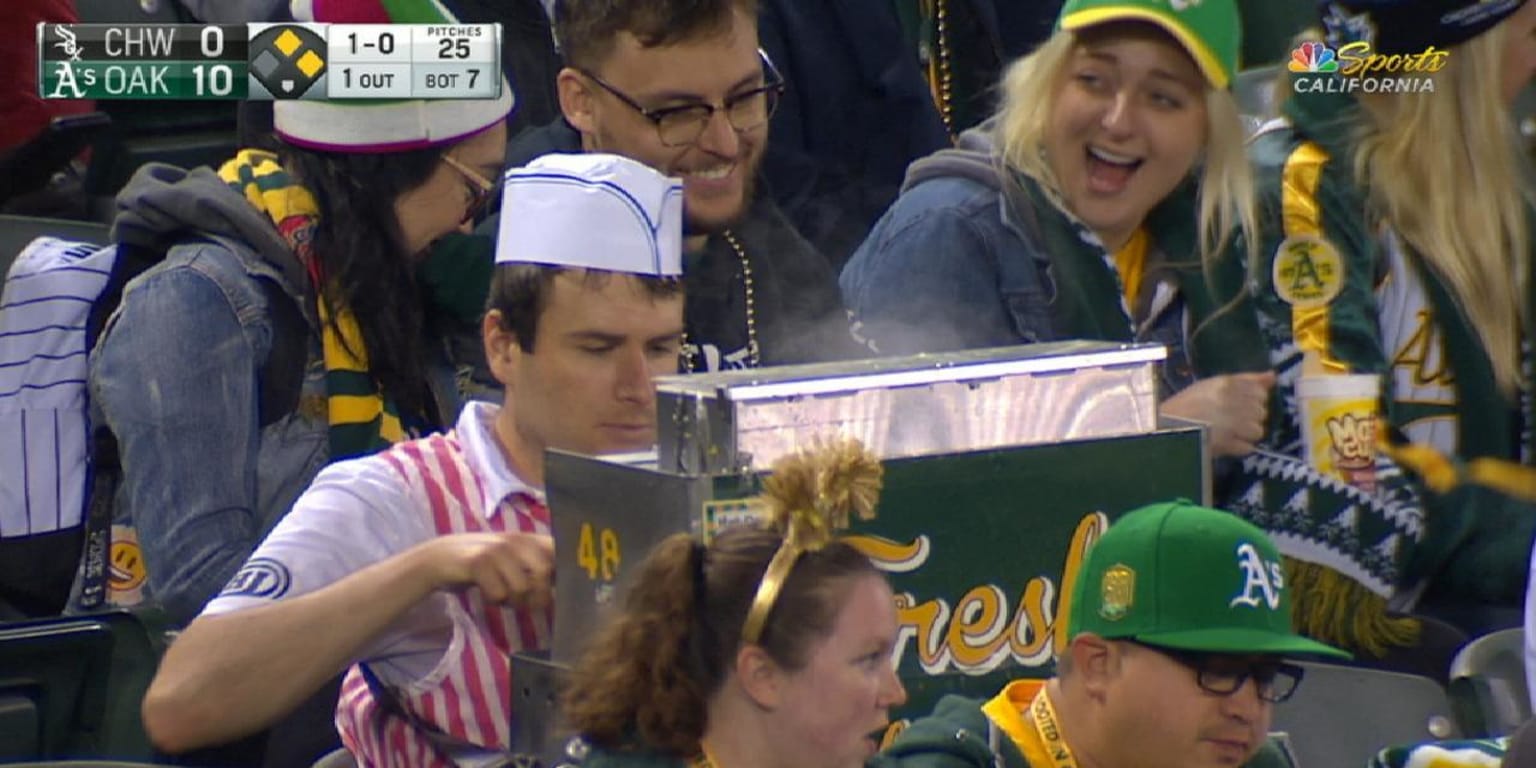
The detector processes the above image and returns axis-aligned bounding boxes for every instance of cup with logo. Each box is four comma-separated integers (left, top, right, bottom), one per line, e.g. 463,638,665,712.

1296,356,1379,493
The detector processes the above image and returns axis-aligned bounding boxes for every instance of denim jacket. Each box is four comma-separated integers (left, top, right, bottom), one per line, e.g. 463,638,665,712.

77,162,488,625
839,124,1215,398
78,164,329,625
82,163,491,625
90,245,332,625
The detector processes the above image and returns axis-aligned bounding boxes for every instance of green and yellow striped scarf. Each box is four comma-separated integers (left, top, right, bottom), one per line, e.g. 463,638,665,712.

218,149,405,459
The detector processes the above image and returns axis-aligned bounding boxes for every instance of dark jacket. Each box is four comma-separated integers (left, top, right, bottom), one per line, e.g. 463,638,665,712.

501,119,867,370
449,0,561,137
874,690,1295,768
758,0,950,269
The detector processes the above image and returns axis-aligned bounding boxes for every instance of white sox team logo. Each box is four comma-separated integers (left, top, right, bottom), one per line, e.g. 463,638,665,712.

1229,542,1284,610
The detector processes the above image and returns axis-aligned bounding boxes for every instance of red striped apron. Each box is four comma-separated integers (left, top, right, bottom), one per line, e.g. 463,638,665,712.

335,432,552,767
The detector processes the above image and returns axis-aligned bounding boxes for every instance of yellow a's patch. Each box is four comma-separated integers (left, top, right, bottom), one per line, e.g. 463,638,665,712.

1273,235,1344,308
1100,564,1135,620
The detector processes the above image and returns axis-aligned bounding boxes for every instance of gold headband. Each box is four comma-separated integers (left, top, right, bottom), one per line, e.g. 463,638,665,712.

739,438,882,645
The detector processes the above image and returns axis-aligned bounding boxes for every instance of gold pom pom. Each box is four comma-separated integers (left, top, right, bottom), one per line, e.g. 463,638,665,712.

761,437,883,551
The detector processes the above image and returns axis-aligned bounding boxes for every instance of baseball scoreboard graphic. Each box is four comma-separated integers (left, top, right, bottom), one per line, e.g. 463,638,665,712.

37,23,502,100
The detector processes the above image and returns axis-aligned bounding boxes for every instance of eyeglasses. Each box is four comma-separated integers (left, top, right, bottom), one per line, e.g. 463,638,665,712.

577,51,786,148
1129,641,1306,703
440,153,498,225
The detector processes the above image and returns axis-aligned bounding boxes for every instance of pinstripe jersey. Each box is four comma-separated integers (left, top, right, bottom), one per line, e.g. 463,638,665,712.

0,236,112,538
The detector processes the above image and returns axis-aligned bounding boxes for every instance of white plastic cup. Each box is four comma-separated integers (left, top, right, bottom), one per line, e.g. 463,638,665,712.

1296,373,1380,493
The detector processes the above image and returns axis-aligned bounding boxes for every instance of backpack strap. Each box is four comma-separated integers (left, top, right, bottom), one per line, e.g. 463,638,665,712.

75,445,117,610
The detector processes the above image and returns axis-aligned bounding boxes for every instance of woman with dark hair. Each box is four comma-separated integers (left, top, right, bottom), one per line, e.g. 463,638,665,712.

561,438,908,768
77,0,512,627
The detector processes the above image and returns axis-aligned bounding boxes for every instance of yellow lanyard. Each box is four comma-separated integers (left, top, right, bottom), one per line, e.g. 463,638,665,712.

1028,686,1080,768
981,681,1081,768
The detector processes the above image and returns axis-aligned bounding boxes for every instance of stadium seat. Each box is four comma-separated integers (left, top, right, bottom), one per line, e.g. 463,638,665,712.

72,0,238,217
1273,660,1459,768
1449,628,1530,738
0,763,178,767
0,610,170,762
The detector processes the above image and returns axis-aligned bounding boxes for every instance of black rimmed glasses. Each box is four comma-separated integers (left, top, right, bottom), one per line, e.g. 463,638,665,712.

440,153,497,225
1129,641,1306,703
578,50,786,148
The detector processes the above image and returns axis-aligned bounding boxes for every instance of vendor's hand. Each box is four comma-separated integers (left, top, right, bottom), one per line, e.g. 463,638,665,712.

411,532,555,608
1161,371,1277,458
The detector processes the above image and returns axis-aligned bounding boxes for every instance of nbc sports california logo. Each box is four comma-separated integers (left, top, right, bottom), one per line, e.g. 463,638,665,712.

1287,39,1448,94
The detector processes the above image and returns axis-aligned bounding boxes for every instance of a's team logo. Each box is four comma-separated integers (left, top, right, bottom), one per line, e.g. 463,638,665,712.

52,24,82,62
1288,41,1339,73
249,25,327,99
1099,563,1135,620
1391,309,1455,388
1272,234,1344,309
46,46,86,99
220,557,293,599
1229,542,1284,610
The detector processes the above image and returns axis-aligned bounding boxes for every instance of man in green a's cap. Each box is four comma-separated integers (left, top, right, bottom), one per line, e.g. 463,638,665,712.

872,501,1349,768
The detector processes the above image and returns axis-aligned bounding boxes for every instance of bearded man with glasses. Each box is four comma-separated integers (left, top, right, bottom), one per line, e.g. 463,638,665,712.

874,501,1350,768
483,0,868,372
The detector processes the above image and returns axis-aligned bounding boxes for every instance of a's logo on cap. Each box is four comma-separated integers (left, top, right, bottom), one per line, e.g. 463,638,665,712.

1100,564,1136,620
1229,542,1284,610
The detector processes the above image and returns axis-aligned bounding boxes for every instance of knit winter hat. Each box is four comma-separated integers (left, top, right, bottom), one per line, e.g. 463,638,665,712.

273,0,514,152
1319,0,1527,56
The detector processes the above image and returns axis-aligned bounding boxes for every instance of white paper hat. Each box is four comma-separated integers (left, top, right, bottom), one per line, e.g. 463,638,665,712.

496,153,684,276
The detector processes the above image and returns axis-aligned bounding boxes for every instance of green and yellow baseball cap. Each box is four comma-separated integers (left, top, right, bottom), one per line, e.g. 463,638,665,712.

1057,0,1242,89
1067,501,1349,658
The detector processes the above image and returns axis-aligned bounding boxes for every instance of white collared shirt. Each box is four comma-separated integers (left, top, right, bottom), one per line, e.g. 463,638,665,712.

202,402,542,685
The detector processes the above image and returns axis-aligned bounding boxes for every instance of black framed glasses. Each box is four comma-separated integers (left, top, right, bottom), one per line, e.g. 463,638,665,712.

578,50,786,148
440,153,497,225
1129,641,1305,703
